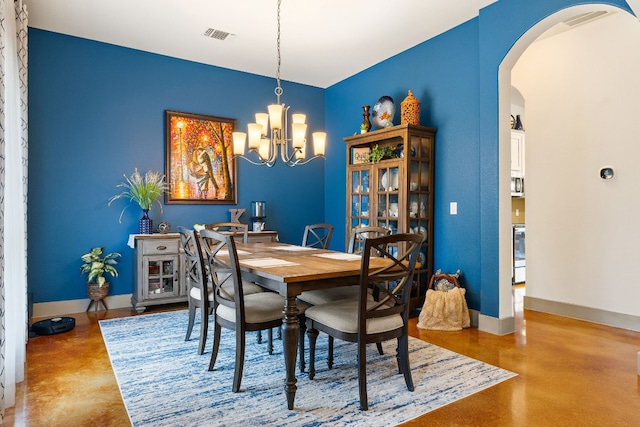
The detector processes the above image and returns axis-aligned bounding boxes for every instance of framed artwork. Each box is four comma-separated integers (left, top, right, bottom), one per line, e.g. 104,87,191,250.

165,110,238,204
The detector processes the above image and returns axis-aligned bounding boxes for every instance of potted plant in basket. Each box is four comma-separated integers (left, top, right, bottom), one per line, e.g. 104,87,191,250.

80,247,121,311
108,168,168,234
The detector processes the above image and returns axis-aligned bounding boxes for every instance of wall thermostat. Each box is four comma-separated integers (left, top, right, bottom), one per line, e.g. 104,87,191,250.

599,167,614,180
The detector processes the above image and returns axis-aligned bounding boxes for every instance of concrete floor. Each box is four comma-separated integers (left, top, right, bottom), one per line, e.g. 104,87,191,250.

6,287,640,426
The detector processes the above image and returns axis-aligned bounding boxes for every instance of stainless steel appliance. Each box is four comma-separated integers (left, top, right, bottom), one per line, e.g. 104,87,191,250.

250,201,267,232
512,224,525,284
511,176,525,197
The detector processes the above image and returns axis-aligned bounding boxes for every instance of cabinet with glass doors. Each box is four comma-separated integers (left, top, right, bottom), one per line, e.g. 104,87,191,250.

345,124,436,312
131,234,186,313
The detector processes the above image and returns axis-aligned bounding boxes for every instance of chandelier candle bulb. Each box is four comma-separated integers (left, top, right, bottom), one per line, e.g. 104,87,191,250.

295,144,306,160
268,104,283,130
292,122,307,148
247,123,262,149
258,138,270,159
232,132,247,155
313,132,327,156
292,113,306,124
255,113,269,136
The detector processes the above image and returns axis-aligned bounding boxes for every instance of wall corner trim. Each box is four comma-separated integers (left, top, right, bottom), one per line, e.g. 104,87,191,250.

478,313,515,335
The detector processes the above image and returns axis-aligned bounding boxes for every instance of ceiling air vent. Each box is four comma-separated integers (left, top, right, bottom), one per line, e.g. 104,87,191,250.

563,11,608,27
203,28,235,41
536,10,612,42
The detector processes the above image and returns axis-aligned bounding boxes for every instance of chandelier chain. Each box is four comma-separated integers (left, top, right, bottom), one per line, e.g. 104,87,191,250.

275,0,282,99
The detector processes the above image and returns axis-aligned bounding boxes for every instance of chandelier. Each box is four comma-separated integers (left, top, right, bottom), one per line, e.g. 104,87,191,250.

232,0,326,167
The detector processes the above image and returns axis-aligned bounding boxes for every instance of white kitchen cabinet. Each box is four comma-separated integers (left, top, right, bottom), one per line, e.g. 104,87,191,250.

511,130,525,177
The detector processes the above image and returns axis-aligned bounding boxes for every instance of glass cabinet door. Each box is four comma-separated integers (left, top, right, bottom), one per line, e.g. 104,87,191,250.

376,164,400,235
349,167,371,229
144,256,179,299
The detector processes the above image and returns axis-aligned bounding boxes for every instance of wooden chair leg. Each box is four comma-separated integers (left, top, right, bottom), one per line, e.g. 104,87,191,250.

328,336,334,369
357,341,369,411
376,342,384,355
268,328,274,355
208,323,222,371
398,335,414,391
307,327,318,380
232,329,246,392
298,315,306,373
257,330,263,344
185,303,196,341
198,306,209,355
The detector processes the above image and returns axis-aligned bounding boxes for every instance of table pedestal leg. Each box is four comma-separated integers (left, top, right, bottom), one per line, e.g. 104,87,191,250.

283,296,299,410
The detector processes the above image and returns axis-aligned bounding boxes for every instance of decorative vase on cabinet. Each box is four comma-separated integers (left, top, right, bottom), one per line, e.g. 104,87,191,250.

344,123,436,313
362,105,372,133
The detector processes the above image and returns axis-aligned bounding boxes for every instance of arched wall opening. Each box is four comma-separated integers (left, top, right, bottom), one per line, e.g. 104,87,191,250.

488,3,639,334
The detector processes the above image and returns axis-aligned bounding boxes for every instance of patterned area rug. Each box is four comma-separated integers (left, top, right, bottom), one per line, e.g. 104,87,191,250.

100,310,516,426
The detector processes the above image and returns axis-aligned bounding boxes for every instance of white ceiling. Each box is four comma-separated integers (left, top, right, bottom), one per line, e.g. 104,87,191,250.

23,0,497,88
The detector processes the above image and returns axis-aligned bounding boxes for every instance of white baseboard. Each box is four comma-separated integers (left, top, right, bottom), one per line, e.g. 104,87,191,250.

524,296,640,332
477,313,515,335
32,294,133,319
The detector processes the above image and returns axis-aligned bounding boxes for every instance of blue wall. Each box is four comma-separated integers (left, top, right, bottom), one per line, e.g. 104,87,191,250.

325,19,483,310
28,30,325,303
29,0,634,317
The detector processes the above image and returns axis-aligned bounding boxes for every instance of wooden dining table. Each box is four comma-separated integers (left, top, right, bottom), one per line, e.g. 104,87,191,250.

232,241,391,410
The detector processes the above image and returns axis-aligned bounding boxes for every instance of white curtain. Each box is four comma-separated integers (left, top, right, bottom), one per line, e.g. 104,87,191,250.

0,0,28,419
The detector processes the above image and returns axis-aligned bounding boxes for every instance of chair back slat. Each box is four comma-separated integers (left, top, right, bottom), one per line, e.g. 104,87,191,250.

177,226,208,308
359,233,423,323
205,222,249,244
198,228,245,320
302,223,334,249
347,226,391,255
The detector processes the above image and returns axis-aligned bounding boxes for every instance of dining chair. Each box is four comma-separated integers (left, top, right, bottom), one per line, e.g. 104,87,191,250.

301,223,334,249
347,226,391,255
298,226,390,306
180,225,268,354
198,229,307,391
309,225,393,360
305,232,424,410
205,222,249,243
178,226,212,355
204,221,273,345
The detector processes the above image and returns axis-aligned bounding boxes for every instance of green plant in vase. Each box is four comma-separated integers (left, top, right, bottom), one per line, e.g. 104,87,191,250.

108,168,169,234
80,247,121,287
81,247,121,311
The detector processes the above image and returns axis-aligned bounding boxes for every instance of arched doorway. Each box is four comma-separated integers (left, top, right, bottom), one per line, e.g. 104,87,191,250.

495,4,639,332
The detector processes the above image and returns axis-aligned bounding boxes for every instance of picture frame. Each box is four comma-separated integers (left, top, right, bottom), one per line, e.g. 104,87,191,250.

165,110,238,204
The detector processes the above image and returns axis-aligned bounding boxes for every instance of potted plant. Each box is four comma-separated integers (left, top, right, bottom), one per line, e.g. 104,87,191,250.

80,247,121,311
366,144,398,163
108,168,168,234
